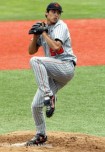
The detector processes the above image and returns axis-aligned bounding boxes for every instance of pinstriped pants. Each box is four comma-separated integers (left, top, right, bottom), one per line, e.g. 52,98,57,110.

30,56,75,135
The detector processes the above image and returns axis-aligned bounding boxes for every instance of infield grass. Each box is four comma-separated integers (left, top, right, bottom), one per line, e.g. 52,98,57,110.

0,0,105,20
0,66,105,136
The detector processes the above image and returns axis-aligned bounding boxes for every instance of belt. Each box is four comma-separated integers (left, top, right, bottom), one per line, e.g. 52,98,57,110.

72,60,76,67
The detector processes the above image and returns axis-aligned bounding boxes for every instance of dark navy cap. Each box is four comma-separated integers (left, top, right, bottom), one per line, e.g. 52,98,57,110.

46,2,63,13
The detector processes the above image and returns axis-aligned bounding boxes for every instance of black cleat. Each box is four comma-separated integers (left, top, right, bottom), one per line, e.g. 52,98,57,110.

25,133,47,146
44,95,56,118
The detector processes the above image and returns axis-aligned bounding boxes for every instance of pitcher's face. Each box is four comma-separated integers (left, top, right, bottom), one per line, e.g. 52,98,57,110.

46,10,61,25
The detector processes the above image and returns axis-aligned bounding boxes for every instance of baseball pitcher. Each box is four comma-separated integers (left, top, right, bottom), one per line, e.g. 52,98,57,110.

26,2,77,146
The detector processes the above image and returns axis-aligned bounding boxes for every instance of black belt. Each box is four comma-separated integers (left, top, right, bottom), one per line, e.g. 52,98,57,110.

72,60,76,67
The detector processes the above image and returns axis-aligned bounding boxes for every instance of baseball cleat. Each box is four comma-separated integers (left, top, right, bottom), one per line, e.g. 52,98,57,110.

44,95,56,118
25,133,47,146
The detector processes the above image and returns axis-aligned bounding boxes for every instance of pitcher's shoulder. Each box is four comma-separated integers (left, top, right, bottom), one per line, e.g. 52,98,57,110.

55,20,68,28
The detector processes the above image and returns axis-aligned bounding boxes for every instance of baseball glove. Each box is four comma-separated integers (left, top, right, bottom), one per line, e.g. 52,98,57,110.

29,22,48,35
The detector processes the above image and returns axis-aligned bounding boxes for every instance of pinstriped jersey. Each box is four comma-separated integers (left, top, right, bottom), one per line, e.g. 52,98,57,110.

37,20,77,64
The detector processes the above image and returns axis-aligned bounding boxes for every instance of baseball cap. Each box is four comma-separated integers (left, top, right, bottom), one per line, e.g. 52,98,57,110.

46,2,63,13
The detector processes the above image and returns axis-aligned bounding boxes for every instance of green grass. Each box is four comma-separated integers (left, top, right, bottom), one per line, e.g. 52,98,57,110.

0,0,105,21
0,66,105,136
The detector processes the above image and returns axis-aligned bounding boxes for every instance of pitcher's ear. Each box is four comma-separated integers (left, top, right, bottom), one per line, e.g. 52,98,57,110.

45,12,48,18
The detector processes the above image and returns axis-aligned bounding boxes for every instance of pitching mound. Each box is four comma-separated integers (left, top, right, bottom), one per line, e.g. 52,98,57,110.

0,131,105,152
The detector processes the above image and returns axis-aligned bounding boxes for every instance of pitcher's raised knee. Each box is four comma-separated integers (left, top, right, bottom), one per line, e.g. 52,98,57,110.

30,57,37,66
30,57,42,66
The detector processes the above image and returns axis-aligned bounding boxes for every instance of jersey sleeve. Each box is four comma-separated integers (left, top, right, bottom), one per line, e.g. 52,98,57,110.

53,24,69,44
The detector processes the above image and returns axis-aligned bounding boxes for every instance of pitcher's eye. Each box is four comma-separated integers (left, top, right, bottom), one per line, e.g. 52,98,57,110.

51,10,61,15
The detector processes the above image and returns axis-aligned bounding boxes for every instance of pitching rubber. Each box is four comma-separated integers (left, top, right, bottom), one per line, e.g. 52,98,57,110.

0,142,53,148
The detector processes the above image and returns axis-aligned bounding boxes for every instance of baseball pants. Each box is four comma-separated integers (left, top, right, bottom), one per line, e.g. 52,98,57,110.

30,56,75,135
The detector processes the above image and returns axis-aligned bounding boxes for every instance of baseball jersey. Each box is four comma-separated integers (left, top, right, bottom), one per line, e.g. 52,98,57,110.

37,20,77,64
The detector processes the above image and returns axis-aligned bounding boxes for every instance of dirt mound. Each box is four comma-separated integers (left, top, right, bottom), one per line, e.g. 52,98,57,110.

0,131,105,152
